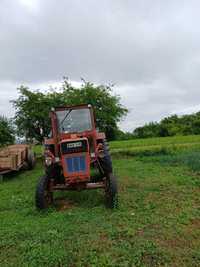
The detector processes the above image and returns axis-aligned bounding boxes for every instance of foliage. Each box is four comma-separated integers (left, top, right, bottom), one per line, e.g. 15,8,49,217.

61,79,128,140
115,129,136,140
1,137,200,266
133,122,161,138
12,86,64,142
12,79,128,142
0,116,15,146
133,112,200,138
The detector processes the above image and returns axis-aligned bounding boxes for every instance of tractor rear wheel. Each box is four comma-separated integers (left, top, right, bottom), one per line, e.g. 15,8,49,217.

105,173,118,209
35,175,53,209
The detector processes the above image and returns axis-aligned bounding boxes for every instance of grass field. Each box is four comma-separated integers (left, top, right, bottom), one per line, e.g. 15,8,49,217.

110,135,200,157
1,135,200,266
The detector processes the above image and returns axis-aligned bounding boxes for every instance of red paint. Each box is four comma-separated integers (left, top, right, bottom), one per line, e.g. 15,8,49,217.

44,104,105,186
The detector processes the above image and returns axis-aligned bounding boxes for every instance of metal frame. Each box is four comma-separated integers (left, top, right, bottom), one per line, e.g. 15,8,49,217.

51,181,105,191
45,104,107,191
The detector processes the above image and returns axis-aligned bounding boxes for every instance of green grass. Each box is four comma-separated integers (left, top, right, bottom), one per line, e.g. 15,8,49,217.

33,145,43,158
110,135,200,149
110,135,200,157
1,136,200,266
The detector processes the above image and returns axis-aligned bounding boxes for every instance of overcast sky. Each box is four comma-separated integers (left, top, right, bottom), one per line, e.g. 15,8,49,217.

1,0,200,131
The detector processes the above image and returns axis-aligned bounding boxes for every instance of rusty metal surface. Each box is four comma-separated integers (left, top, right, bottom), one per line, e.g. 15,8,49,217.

42,105,108,195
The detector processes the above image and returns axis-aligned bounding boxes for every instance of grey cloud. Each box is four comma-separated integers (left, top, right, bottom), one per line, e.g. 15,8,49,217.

0,0,200,130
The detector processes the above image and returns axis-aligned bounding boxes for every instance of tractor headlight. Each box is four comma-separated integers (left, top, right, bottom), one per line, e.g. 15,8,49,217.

45,157,53,166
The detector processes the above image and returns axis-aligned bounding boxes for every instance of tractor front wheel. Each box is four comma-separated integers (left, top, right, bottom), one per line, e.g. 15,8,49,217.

105,173,118,209
35,175,53,209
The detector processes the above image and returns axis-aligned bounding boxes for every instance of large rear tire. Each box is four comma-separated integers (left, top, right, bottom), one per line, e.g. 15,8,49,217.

35,175,53,209
105,173,118,209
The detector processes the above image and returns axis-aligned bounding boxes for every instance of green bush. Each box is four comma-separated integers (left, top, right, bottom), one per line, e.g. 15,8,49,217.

0,116,15,146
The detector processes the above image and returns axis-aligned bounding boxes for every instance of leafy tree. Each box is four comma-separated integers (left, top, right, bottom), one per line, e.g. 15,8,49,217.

0,116,15,145
61,79,128,140
12,86,65,142
12,79,128,142
133,122,161,138
133,112,200,138
115,129,136,140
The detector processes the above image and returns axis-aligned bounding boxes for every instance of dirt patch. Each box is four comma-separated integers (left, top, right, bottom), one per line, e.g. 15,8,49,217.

153,219,200,254
54,198,75,211
183,218,200,236
99,233,108,242
95,233,113,248
120,177,140,192
135,224,161,237
156,237,189,250
189,218,200,228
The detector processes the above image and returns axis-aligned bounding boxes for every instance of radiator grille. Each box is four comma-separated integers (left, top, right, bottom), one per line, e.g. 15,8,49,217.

61,140,88,154
65,155,86,173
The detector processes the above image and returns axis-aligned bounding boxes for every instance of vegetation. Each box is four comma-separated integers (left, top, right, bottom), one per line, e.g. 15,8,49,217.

0,116,15,146
110,134,200,156
11,78,200,142
133,113,200,138
12,79,127,142
1,135,200,266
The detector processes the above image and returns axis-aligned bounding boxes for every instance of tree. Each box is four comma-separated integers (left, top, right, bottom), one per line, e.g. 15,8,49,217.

0,116,15,146
12,86,65,142
12,79,128,142
61,79,128,140
134,122,160,138
133,112,200,138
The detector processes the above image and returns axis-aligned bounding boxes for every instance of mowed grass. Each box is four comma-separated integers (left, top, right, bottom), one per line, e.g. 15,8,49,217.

110,135,200,149
0,136,200,266
110,135,200,157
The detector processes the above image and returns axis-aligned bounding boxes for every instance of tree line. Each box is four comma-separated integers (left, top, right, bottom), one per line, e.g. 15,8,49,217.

1,77,200,145
118,113,200,140
9,78,127,144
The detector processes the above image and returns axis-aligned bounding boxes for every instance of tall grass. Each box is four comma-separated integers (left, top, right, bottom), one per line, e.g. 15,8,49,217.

155,151,200,174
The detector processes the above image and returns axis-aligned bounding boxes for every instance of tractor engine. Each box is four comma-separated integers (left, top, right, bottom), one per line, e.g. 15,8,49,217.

60,138,90,183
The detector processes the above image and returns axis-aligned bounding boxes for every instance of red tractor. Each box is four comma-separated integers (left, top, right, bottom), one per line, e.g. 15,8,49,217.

35,104,118,209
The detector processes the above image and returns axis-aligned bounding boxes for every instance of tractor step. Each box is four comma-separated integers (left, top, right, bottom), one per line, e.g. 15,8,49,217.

86,182,105,189
52,181,105,191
